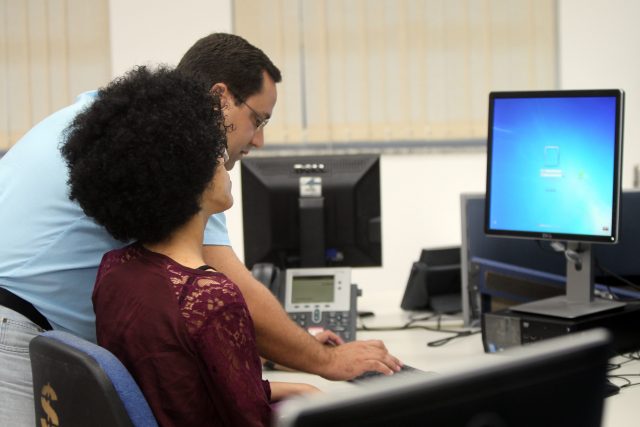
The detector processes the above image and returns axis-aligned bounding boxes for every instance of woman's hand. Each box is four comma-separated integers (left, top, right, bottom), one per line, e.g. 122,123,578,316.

269,382,321,402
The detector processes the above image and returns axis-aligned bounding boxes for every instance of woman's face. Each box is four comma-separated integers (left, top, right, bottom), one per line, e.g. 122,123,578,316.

203,157,233,214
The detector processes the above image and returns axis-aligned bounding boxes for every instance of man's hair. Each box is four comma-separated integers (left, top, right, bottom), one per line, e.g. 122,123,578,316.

61,66,227,244
177,33,282,103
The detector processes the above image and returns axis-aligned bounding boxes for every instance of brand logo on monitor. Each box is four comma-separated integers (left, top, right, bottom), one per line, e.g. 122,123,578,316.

293,163,326,173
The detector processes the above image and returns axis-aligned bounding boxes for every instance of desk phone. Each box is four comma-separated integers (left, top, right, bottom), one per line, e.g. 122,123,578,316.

284,267,358,342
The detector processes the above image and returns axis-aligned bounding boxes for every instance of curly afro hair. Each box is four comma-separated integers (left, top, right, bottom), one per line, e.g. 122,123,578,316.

61,66,227,244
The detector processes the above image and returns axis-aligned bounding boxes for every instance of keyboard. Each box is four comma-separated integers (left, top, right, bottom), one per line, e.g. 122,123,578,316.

349,364,435,384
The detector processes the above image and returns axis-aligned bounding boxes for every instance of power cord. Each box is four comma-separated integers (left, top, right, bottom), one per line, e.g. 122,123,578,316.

357,313,481,347
596,261,640,294
357,314,437,332
606,351,640,391
426,329,481,347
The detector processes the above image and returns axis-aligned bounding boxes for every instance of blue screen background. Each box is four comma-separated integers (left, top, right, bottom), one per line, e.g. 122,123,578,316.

488,96,617,238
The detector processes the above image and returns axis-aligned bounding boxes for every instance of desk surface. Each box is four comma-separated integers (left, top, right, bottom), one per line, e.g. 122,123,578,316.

264,310,640,427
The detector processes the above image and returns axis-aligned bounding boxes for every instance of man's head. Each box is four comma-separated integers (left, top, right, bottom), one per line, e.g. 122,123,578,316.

177,33,282,169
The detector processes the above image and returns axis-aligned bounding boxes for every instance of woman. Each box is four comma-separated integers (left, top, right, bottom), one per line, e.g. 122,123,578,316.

61,66,316,426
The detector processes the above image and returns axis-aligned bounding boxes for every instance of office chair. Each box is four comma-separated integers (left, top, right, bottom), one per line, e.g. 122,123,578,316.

29,330,158,427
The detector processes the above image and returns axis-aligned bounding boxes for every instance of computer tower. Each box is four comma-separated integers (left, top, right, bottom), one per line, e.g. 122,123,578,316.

482,304,640,354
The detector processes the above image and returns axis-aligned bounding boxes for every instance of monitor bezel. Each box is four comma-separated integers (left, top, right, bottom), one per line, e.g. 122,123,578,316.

240,154,382,270
484,89,624,244
274,329,611,427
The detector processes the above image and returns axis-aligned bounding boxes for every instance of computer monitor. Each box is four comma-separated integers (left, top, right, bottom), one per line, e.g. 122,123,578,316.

485,89,625,318
241,154,381,270
461,191,640,326
274,328,611,427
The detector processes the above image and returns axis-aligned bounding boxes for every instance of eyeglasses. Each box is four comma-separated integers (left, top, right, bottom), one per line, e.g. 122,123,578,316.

241,100,269,131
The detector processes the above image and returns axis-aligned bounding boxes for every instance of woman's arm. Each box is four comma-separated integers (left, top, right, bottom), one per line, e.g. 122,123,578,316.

269,382,321,402
196,300,272,427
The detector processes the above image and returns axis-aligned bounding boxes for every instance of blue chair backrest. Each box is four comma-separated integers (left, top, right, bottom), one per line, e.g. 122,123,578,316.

29,330,158,427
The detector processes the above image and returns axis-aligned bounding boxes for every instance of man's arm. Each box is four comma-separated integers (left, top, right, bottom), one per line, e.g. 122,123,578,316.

203,245,402,380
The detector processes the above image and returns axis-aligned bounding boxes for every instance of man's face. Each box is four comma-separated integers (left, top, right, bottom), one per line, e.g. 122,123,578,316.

222,71,277,170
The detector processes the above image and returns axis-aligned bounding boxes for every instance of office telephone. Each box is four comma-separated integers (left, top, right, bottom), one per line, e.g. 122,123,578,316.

251,262,284,301
251,264,358,342
401,247,462,314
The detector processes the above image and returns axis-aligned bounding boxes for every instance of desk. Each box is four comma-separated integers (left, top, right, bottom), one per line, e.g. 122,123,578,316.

264,310,640,427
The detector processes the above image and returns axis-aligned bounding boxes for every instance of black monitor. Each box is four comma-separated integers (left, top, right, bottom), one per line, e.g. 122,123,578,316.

241,154,381,270
461,191,640,326
485,89,625,318
274,328,611,427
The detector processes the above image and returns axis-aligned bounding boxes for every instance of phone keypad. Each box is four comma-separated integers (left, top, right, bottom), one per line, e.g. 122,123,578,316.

289,311,354,342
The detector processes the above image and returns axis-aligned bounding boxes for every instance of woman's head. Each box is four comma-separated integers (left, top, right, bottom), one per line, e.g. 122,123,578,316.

61,66,230,244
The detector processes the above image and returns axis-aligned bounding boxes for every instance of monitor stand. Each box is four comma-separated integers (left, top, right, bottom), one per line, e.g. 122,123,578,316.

299,196,325,267
511,242,625,319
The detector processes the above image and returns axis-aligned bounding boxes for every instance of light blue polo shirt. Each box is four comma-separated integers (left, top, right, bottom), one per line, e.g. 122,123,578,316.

0,91,230,342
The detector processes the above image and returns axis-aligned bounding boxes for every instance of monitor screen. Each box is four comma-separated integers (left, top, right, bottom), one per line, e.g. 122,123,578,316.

483,90,625,318
241,154,381,270
274,328,611,427
485,90,624,243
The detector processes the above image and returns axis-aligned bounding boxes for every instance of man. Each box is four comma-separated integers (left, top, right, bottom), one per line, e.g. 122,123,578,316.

0,33,400,425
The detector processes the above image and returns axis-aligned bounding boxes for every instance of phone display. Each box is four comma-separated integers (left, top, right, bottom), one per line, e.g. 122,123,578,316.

284,268,357,342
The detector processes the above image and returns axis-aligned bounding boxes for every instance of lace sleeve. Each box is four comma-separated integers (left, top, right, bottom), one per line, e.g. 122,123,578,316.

194,300,271,427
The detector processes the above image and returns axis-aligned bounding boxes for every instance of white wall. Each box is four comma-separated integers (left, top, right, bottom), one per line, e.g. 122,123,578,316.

107,0,640,310
558,0,640,188
108,0,232,77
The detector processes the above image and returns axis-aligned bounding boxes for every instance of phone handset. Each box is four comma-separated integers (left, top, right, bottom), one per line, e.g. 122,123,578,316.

251,262,285,302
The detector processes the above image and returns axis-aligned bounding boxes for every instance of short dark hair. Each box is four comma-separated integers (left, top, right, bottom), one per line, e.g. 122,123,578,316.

61,66,226,244
177,33,282,103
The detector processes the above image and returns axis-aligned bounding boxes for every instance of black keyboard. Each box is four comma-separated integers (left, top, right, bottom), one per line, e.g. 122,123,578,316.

349,364,434,384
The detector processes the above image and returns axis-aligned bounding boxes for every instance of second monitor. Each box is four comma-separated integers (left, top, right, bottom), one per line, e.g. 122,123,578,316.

485,89,625,318
241,154,382,270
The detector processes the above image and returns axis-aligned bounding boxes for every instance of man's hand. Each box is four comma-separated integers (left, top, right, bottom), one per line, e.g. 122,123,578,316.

316,339,402,381
310,329,344,346
264,331,401,380
312,329,402,380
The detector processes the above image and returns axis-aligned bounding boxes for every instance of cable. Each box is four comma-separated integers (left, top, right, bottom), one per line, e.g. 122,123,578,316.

596,261,640,293
606,351,640,392
549,241,566,253
357,315,435,333
358,314,481,347
535,239,558,253
357,313,438,332
426,329,482,347
408,313,440,323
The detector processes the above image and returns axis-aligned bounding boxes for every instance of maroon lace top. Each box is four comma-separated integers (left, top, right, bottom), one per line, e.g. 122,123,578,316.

93,244,271,427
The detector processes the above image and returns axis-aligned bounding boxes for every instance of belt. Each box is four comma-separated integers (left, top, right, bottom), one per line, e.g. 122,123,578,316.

0,286,52,330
